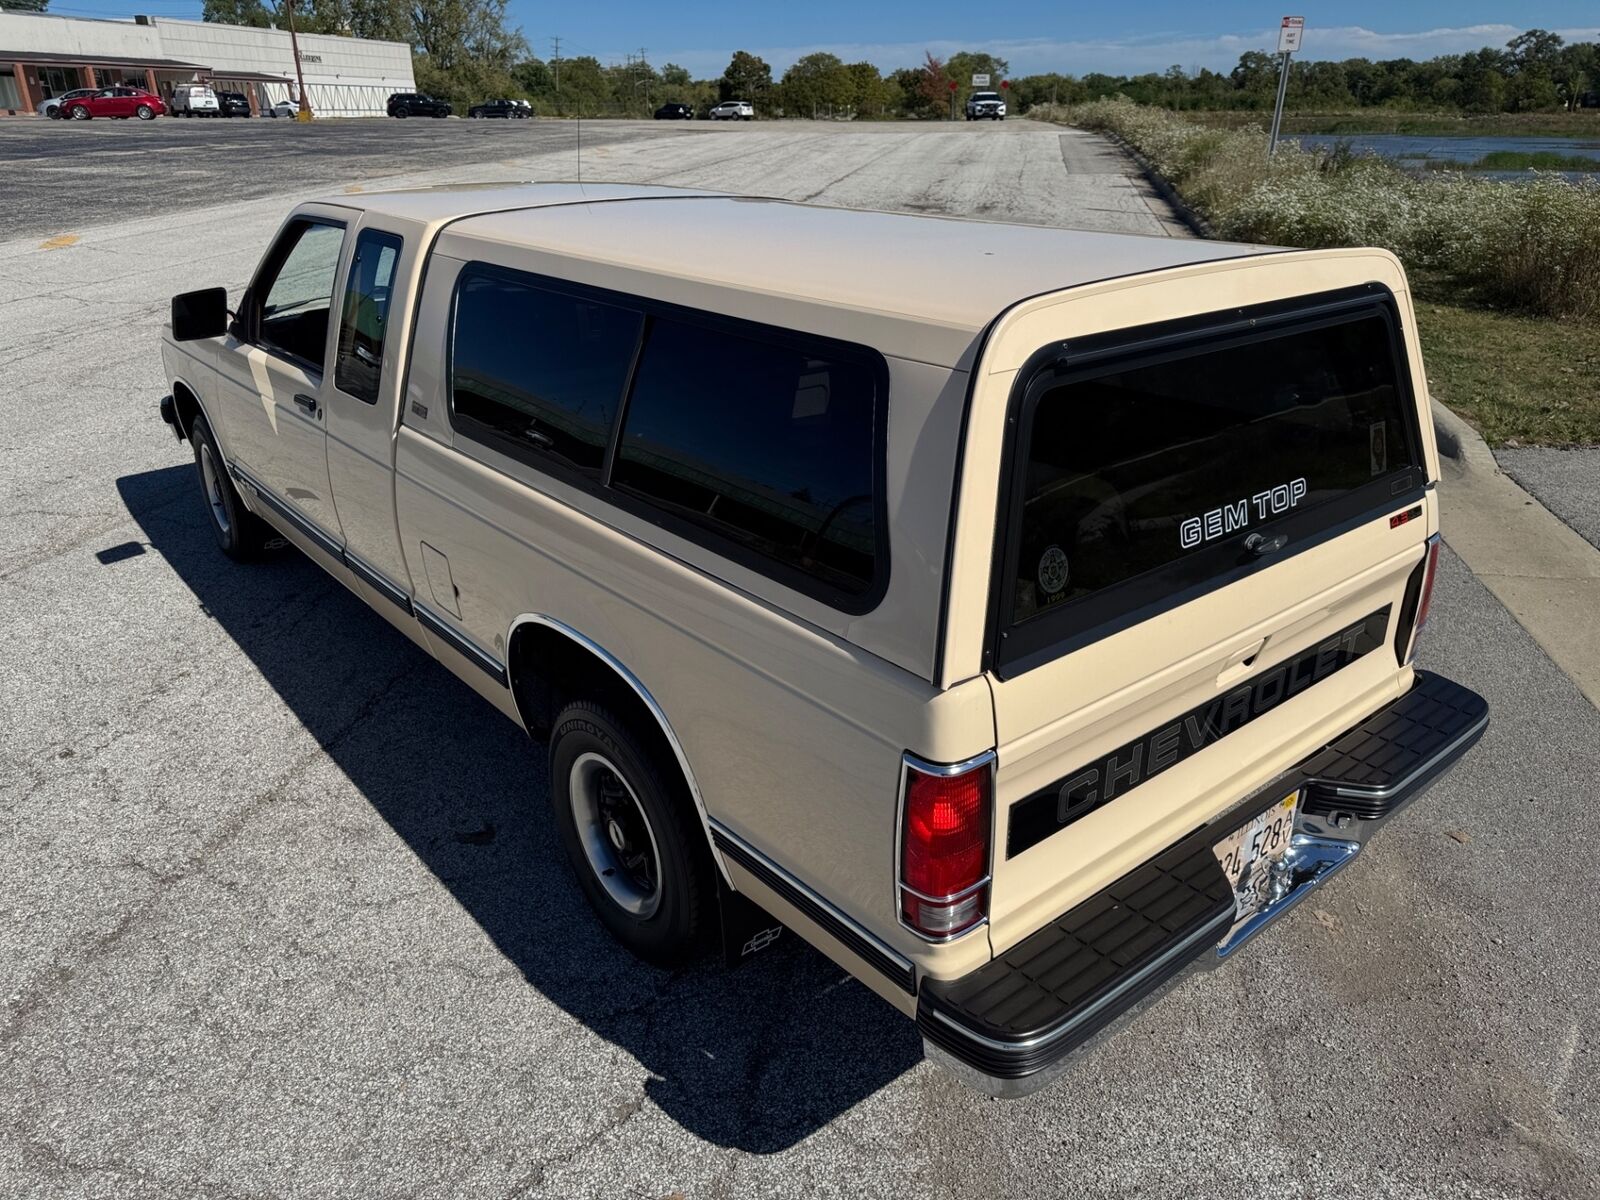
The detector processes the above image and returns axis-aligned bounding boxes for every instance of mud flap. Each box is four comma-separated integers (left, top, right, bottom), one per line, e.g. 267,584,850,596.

718,876,785,966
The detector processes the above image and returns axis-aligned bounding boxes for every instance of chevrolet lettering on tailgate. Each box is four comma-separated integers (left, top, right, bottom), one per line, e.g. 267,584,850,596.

1006,607,1392,857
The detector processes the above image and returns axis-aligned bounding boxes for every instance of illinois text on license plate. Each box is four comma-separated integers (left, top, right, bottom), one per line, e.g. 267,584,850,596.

1211,791,1299,948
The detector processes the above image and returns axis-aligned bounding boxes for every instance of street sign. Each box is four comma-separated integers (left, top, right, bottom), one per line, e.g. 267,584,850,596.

972,73,990,87
1277,16,1304,54
948,81,958,91
1269,17,1305,158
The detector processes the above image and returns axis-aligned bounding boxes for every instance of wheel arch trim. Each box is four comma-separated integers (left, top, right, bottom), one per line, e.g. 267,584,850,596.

504,612,731,884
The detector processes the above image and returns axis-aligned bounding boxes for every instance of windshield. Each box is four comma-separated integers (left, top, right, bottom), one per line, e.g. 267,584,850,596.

972,92,1001,101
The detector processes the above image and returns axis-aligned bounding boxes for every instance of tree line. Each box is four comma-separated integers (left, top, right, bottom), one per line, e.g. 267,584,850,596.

190,4,1599,120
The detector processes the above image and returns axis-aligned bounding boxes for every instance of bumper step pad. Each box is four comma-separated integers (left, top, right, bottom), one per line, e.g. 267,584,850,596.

920,838,1234,1080
1302,671,1489,821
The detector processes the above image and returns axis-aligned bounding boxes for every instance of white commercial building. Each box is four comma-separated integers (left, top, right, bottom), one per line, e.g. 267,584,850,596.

0,10,414,118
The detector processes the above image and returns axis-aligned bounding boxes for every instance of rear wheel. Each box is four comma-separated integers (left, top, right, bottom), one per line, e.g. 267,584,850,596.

190,412,270,560
393,107,407,118
136,104,154,120
549,701,712,965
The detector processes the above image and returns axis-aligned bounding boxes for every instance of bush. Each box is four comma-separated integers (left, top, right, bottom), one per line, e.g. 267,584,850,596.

1040,97,1600,321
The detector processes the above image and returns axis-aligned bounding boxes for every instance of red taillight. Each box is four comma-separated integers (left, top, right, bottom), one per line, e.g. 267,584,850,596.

1414,536,1441,638
899,754,992,939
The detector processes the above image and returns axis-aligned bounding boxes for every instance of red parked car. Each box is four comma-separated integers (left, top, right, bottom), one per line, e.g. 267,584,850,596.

61,87,166,121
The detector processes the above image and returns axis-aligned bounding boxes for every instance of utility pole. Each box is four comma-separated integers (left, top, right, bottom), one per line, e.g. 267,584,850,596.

285,0,313,121
550,35,560,98
1268,15,1304,158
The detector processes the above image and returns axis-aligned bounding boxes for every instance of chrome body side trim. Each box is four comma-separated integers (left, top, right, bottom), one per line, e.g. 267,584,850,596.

711,817,916,993
231,462,345,561
344,549,415,616
415,603,507,687
503,612,730,884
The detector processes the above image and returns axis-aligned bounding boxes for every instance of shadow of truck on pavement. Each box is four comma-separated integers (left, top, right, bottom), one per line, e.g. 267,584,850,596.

118,463,921,1154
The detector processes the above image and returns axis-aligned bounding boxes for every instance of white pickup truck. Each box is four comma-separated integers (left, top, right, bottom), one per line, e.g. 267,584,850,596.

160,182,1486,1095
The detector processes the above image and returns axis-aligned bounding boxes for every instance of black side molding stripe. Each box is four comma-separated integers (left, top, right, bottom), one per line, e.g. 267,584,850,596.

414,604,509,688
711,821,916,995
232,464,344,561
344,551,415,617
230,459,508,691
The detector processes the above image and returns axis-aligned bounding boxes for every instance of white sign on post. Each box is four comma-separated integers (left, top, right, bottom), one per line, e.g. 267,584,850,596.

971,73,991,87
1277,16,1304,54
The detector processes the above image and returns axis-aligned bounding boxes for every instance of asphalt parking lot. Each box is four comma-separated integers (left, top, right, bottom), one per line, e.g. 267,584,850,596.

3,118,1598,1199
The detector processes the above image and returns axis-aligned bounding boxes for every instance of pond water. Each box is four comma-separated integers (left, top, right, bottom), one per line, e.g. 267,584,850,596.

1293,133,1600,180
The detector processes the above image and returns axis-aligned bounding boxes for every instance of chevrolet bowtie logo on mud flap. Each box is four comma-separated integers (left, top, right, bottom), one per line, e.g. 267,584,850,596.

1005,607,1392,858
1180,477,1308,549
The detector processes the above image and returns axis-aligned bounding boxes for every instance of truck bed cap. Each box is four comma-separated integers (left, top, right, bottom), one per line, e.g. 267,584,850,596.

336,182,1276,367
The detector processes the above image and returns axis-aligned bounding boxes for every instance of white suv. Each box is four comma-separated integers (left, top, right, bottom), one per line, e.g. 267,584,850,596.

709,100,754,121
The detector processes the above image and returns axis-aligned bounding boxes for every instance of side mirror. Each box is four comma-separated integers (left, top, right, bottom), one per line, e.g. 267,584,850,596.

171,287,229,341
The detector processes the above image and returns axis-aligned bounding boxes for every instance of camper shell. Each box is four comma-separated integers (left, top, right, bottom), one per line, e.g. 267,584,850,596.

160,183,1487,1095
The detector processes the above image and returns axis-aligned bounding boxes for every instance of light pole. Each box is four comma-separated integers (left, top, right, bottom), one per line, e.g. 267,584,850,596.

285,0,313,121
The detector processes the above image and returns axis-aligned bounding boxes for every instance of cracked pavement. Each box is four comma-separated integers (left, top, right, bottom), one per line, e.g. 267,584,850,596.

2,119,1598,1199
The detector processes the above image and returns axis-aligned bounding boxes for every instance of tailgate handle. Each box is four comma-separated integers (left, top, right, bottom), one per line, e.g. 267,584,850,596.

1244,532,1287,558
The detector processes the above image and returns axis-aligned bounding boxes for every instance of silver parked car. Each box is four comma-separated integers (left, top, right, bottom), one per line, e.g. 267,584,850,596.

42,88,100,119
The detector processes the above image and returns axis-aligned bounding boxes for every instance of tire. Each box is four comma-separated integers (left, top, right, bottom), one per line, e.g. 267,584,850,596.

433,110,448,118
47,106,62,120
189,412,270,561
70,105,90,121
136,105,154,120
393,108,408,118
549,701,713,965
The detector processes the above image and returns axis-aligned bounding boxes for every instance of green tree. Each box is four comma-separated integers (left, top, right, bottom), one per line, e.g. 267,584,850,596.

779,51,854,117
549,54,613,115
719,50,772,107
844,61,891,117
1,0,51,10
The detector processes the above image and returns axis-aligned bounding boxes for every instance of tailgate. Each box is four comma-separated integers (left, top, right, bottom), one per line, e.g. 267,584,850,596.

943,251,1441,956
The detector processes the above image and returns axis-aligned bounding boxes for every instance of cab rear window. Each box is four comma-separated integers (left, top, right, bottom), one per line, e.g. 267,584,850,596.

993,289,1422,674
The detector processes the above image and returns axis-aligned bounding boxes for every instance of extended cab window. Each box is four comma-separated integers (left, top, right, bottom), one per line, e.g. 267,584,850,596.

256,220,345,373
998,293,1420,670
612,318,883,601
451,266,643,476
334,229,403,404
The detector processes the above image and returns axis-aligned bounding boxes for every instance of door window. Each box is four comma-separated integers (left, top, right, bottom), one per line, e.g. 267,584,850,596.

334,229,403,404
254,220,345,373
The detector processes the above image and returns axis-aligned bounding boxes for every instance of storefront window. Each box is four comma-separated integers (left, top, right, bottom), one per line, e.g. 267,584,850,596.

37,66,83,98
0,69,20,110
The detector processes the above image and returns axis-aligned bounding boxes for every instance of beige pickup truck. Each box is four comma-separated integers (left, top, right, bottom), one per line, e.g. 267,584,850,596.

160,182,1487,1095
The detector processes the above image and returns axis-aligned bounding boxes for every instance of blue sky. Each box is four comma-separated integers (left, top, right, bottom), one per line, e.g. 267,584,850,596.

38,2,1600,78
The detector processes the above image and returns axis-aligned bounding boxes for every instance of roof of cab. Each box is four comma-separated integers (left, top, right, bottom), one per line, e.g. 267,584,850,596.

337,181,1278,367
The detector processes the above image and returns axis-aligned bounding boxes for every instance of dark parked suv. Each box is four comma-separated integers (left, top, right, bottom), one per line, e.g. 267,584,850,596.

653,103,694,120
387,92,451,118
217,91,252,117
468,98,527,119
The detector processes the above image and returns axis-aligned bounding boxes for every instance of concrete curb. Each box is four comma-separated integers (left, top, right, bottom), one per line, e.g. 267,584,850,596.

1097,130,1213,238
1429,400,1600,711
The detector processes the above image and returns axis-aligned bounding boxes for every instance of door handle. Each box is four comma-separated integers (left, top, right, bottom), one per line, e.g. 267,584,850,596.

292,393,320,418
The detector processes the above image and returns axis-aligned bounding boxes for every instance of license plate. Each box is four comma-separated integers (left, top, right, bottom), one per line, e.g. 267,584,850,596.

1212,791,1299,947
